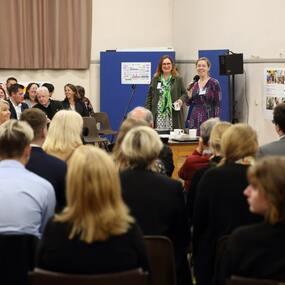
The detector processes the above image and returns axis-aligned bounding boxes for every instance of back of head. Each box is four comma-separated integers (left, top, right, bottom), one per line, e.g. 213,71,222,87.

209,121,232,154
220,123,258,164
20,109,47,141
0,119,33,159
121,126,163,170
43,110,83,160
248,156,285,224
76,85,85,99
127,106,154,127
42,83,55,94
200,117,220,145
273,103,285,133
55,145,133,243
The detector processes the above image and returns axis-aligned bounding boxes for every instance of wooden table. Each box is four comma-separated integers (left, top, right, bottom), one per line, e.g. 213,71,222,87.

168,139,198,180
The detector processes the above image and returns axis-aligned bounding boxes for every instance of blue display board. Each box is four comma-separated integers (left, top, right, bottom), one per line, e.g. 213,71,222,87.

198,49,231,121
100,51,175,131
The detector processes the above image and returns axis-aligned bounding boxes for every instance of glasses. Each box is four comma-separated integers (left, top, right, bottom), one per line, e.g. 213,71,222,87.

162,62,172,66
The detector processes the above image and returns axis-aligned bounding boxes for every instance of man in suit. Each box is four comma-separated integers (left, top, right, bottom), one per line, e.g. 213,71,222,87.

257,103,285,157
127,106,175,177
33,86,63,120
8,83,29,119
20,108,67,212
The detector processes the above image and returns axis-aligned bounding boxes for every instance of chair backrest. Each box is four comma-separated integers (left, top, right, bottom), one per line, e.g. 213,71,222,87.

29,268,148,285
0,234,38,285
92,112,115,132
144,235,176,285
227,276,285,285
83,117,99,137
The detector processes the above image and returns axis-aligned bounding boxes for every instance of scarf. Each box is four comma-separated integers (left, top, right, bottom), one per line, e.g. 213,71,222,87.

160,75,172,116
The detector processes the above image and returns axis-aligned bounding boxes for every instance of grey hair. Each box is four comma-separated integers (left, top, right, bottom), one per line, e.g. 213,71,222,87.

36,86,49,97
127,106,154,126
200,117,220,145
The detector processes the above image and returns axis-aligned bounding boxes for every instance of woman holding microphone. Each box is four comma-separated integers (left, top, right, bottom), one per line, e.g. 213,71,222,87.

186,57,221,132
145,55,187,130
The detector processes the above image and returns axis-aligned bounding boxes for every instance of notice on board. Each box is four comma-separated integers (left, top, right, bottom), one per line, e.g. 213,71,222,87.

121,62,151,84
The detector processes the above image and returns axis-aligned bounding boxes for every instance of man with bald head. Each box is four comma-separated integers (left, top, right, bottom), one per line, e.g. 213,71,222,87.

33,86,63,120
128,106,174,177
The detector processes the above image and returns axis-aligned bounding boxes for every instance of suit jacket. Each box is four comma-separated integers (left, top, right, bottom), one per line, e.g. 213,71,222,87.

26,146,67,212
257,136,285,158
8,100,29,119
215,222,285,285
145,75,187,129
33,100,63,120
62,99,89,117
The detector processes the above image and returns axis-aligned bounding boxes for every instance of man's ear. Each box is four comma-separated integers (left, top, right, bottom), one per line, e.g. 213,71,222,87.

41,126,48,139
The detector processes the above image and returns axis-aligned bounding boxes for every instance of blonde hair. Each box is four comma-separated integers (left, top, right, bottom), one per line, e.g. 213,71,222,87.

0,99,9,111
43,110,83,161
0,119,33,159
120,126,163,170
113,118,148,169
209,121,232,154
248,156,285,224
220,123,258,165
55,145,134,243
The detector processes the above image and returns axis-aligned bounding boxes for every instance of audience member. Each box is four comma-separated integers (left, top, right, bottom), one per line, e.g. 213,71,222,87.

24,82,39,108
192,123,262,285
216,156,285,284
42,83,55,97
4,76,17,95
120,126,191,285
0,86,7,100
186,121,232,224
0,99,11,125
127,106,175,177
76,85,94,115
62,83,88,117
43,110,83,162
113,118,148,167
0,120,55,238
178,117,219,190
257,103,285,157
21,109,67,212
8,83,28,119
33,86,63,120
36,145,149,274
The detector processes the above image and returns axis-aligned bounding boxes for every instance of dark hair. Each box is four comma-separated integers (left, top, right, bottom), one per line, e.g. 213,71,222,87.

0,86,7,100
6,77,17,84
273,103,285,132
24,82,39,100
76,85,85,99
7,83,25,96
42,83,55,94
154,55,178,78
64,83,79,102
20,109,47,141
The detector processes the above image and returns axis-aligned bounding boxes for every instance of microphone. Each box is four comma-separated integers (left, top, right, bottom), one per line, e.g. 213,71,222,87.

187,75,200,90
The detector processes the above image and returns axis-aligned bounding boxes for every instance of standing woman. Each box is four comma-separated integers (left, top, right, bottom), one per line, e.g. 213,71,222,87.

62,83,88,117
145,55,187,130
186,57,221,132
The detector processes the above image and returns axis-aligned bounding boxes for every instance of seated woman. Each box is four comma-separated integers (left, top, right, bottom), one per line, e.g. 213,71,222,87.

36,145,149,274
0,99,11,125
62,83,88,117
24,82,39,108
216,156,285,284
119,126,191,285
43,110,83,162
192,123,262,285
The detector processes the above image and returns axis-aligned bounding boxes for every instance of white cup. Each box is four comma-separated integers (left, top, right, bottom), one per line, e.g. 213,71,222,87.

174,129,184,135
189,129,197,138
173,101,181,111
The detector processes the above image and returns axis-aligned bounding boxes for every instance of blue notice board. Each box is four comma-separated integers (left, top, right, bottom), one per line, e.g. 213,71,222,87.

100,51,175,131
199,49,231,121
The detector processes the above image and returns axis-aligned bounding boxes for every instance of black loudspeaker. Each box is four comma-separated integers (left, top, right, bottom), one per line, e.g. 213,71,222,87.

219,53,244,75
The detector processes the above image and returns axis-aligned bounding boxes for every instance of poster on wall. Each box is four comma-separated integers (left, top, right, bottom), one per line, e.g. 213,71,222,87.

121,62,151,84
264,68,285,119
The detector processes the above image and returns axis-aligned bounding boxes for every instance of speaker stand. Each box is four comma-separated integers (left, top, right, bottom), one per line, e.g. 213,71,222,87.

231,74,238,123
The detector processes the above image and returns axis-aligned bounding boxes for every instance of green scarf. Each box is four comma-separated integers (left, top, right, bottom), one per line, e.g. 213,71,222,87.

160,75,172,116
